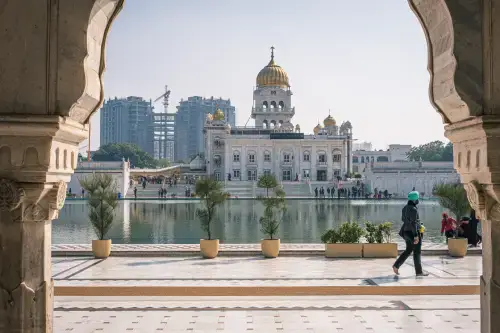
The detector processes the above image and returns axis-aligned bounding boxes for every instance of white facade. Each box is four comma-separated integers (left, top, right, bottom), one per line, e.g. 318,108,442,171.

364,161,459,197
68,160,130,197
204,49,353,182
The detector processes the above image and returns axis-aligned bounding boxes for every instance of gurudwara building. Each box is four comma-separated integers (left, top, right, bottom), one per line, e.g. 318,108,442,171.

204,48,353,182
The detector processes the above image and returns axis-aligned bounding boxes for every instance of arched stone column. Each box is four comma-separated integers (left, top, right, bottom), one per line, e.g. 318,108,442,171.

0,0,124,332
410,1,500,332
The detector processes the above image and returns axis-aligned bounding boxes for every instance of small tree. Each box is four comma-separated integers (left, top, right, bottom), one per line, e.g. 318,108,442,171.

258,186,287,240
195,178,228,240
79,174,118,240
257,174,278,197
433,183,471,222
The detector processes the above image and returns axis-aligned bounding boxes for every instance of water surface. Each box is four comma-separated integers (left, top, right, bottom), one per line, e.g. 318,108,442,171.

53,200,453,245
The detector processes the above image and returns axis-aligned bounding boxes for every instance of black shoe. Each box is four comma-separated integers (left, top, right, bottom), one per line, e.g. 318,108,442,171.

416,272,429,277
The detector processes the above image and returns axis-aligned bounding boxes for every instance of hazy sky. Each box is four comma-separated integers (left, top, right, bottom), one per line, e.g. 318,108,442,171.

87,0,447,151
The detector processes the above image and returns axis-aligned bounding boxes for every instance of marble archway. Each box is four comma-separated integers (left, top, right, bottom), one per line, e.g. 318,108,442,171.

1,1,500,332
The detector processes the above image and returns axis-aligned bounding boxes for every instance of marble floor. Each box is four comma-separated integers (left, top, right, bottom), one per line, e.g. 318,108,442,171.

54,296,480,332
52,256,481,332
52,256,481,288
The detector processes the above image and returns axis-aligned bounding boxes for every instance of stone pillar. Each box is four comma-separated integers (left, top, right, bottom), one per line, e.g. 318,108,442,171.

408,1,500,332
447,118,500,333
0,118,87,332
0,1,124,331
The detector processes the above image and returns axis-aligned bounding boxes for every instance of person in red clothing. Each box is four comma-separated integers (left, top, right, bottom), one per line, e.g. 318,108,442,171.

441,213,456,240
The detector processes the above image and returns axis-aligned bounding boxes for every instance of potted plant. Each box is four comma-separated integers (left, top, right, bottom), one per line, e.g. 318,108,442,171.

257,173,279,197
195,178,228,259
433,183,471,257
258,182,287,258
363,222,397,258
79,174,118,258
321,221,364,258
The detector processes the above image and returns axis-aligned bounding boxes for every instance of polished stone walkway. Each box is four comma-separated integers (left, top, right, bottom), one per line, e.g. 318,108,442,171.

52,256,481,289
54,296,480,332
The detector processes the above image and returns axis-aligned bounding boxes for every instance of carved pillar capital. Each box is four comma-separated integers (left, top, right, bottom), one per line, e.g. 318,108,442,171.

445,116,500,219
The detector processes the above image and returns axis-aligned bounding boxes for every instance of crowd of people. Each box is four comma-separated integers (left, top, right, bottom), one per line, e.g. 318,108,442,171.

441,211,482,247
313,184,366,199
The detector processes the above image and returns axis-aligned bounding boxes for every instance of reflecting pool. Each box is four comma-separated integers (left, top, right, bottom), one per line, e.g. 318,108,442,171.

53,199,458,245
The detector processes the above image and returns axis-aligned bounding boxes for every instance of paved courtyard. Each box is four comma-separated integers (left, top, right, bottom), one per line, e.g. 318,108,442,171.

52,255,482,331
54,295,480,332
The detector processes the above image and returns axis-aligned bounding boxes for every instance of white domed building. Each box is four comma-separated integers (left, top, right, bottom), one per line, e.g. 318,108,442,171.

204,48,354,183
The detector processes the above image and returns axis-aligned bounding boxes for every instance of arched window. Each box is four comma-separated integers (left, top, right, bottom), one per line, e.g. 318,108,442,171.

371,156,375,163
262,101,268,110
303,151,310,162
377,156,389,162
248,150,256,164
262,120,268,129
332,149,342,163
279,101,284,109
353,156,359,163
233,150,240,162
264,151,271,162
283,151,291,163
318,151,327,163
213,155,221,167
278,120,283,128
270,120,276,129
270,101,277,109
361,156,365,163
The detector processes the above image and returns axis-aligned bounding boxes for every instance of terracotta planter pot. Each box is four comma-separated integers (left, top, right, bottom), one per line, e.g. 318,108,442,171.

363,243,398,258
200,239,219,259
261,239,280,258
448,238,468,257
92,239,111,258
325,243,362,258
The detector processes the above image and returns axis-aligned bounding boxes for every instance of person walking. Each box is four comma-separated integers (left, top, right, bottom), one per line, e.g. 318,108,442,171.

392,191,429,276
133,186,137,199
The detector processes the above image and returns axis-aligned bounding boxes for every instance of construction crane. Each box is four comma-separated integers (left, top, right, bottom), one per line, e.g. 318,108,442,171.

154,85,171,113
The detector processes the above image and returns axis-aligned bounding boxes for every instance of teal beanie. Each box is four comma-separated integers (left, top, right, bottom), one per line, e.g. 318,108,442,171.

408,191,419,201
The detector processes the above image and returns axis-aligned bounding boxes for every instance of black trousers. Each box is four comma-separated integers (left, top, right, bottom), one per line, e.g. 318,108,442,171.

393,231,423,274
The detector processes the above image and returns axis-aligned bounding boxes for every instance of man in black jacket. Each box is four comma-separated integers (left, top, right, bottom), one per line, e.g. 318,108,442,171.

392,191,429,276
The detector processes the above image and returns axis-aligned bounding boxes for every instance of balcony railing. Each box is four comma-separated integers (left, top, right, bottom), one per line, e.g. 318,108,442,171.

251,107,295,114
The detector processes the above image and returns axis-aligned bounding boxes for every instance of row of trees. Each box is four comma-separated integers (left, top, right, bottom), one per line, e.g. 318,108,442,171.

406,140,453,162
91,143,171,168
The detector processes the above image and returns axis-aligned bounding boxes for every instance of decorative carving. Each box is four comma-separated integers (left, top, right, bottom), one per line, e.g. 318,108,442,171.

0,179,25,211
23,204,49,222
464,181,485,214
56,181,67,210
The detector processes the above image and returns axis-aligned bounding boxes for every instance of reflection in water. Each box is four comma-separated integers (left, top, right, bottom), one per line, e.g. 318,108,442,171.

53,200,449,245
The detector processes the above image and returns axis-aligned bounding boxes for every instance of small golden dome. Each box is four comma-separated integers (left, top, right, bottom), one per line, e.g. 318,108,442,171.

213,108,225,121
206,113,213,121
324,115,336,127
313,123,323,135
256,47,290,88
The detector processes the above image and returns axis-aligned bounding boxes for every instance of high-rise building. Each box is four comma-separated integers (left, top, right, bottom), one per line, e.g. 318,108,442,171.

174,96,236,162
100,96,154,155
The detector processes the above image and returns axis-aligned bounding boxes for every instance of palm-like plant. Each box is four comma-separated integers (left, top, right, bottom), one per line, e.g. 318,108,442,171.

79,174,118,240
258,186,287,240
195,178,228,240
433,183,471,223
257,174,279,197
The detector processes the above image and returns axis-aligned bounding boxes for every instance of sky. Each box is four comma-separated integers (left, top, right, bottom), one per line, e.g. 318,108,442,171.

86,0,447,152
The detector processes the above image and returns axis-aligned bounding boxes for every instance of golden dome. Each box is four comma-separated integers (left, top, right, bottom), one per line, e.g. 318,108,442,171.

213,108,225,121
324,115,336,127
313,123,323,135
256,47,290,88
